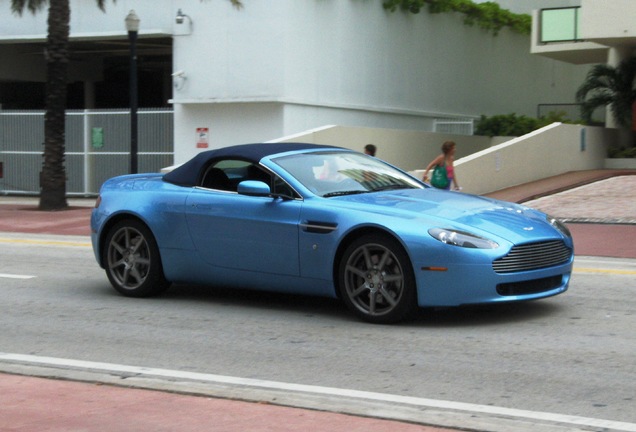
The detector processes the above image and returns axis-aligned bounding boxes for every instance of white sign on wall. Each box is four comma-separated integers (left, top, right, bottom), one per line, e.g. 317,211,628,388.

196,127,209,149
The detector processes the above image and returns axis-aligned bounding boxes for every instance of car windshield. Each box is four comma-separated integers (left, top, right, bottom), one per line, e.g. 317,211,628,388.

272,151,423,197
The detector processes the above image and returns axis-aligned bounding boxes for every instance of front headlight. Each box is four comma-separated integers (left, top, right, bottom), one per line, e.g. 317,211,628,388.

428,228,499,249
547,215,572,238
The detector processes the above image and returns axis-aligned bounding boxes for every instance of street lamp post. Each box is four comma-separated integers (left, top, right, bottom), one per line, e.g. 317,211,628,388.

125,10,140,174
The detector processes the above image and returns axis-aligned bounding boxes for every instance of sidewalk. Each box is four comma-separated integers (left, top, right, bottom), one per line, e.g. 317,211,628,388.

1,169,635,432
486,170,636,260
0,198,93,236
0,373,456,432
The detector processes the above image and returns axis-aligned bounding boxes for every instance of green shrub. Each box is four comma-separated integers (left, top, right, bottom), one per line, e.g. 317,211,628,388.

474,112,573,137
475,112,636,158
382,0,531,35
607,146,636,158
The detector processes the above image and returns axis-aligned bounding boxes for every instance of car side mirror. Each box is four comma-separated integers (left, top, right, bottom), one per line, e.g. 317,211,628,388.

237,180,271,197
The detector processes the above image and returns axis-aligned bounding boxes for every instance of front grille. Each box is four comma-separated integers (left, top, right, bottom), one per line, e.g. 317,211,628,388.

492,240,572,274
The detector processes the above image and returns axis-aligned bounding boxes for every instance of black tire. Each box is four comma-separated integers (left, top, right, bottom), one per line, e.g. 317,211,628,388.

102,219,170,297
338,234,417,324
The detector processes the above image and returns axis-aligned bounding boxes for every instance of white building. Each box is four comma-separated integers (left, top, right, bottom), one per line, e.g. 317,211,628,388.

532,0,636,66
481,0,580,14
1,0,590,165
531,0,636,128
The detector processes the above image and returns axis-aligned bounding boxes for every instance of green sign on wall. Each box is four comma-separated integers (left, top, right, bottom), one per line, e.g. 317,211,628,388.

92,127,104,148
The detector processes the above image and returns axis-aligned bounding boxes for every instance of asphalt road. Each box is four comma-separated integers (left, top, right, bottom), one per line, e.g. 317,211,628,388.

1,234,635,429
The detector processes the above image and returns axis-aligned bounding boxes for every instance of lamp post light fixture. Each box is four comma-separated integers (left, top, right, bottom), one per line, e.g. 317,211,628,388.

175,8,187,24
125,10,140,174
175,8,193,35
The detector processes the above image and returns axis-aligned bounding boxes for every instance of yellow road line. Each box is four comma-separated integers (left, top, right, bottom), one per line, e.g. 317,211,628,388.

0,237,91,248
1,236,634,275
574,267,636,276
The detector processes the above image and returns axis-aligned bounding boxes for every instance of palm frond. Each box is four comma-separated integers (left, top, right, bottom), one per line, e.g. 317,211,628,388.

11,0,46,15
576,57,636,127
580,94,613,123
200,0,243,9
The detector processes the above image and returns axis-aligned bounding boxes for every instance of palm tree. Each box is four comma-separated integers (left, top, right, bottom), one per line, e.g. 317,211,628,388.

11,0,108,210
11,0,243,211
576,57,636,130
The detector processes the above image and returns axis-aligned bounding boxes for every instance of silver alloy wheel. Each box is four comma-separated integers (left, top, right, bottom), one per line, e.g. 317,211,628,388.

342,241,406,318
107,225,151,290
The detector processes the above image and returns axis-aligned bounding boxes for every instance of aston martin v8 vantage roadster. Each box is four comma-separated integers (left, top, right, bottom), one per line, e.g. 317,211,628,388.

91,143,573,323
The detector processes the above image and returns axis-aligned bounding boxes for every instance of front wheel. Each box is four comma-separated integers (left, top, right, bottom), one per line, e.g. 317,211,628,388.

103,219,170,297
338,234,417,324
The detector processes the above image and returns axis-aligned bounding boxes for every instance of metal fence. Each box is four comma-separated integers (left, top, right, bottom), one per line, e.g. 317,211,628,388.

0,108,174,196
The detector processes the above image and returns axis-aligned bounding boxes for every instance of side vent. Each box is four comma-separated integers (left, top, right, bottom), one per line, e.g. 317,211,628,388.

300,221,338,234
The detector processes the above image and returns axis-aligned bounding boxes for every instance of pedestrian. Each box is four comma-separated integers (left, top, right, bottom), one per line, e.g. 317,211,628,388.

363,144,377,157
422,141,460,190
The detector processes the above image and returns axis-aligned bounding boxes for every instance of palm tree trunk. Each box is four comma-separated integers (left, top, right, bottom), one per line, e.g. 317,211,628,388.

39,0,69,211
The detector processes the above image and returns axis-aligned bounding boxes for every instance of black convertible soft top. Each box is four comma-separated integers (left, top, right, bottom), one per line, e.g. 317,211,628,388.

163,142,341,187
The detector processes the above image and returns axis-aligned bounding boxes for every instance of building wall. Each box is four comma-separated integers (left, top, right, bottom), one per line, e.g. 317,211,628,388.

1,0,591,166
171,0,589,163
174,0,580,116
174,102,284,160
0,0,174,37
581,0,636,41
484,0,580,14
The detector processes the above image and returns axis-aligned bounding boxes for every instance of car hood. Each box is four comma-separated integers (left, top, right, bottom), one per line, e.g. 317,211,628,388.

330,188,564,244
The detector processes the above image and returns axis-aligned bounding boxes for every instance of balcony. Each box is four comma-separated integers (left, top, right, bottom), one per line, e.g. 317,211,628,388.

531,7,607,64
532,0,636,65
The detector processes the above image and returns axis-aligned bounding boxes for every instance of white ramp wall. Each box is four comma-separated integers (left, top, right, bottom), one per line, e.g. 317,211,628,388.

273,125,491,173
278,123,613,196
451,123,613,195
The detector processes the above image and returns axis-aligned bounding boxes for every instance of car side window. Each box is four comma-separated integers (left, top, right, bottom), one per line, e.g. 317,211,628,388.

200,166,232,191
273,176,299,199
245,164,271,185
200,159,299,198
200,160,272,191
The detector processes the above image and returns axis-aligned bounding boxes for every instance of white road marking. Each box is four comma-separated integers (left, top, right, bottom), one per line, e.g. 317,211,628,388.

0,273,36,279
1,353,635,432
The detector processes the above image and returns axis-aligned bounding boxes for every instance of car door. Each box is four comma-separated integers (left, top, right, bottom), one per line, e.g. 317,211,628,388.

184,188,302,277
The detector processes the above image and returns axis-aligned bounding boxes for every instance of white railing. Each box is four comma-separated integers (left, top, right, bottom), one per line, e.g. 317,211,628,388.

433,118,474,136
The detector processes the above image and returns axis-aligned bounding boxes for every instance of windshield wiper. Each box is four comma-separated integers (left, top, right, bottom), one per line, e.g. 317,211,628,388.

323,190,368,198
369,184,411,192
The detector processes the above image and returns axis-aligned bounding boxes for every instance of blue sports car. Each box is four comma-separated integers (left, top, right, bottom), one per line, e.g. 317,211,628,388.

91,143,573,323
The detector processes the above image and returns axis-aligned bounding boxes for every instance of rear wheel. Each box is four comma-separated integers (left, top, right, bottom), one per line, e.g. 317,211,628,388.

338,234,417,324
103,219,170,297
